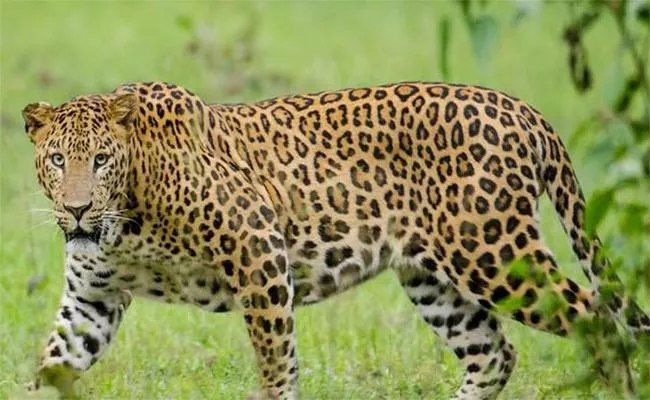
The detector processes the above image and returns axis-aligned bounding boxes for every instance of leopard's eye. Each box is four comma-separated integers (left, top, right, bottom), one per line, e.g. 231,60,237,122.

94,153,110,168
51,153,65,168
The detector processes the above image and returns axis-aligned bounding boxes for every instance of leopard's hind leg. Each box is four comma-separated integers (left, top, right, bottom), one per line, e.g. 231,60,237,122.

397,268,516,400
397,222,602,399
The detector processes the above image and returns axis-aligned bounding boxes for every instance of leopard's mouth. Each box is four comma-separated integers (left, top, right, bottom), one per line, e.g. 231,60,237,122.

65,227,101,244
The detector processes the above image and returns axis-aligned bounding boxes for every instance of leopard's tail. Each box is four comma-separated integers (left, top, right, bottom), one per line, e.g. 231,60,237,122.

531,114,650,334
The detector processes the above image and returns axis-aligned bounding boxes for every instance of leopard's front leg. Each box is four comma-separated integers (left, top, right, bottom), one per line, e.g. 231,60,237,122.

228,240,298,399
29,260,131,398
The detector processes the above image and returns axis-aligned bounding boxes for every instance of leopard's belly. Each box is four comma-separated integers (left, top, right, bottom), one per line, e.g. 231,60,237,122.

100,216,427,310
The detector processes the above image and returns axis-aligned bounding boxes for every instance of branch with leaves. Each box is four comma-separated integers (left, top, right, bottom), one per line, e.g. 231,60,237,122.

448,0,650,396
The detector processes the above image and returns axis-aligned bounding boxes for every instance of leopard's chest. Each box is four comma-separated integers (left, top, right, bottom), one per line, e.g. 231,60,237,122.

65,222,236,311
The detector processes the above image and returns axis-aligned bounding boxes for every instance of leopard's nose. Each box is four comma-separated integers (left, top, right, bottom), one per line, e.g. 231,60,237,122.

64,201,92,221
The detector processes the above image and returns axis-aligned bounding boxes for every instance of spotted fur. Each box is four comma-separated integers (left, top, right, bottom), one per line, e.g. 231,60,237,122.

23,81,649,399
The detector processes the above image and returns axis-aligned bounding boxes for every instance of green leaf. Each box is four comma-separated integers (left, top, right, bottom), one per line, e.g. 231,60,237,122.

176,15,195,33
536,290,565,316
438,17,451,81
469,16,499,64
619,202,649,235
512,0,542,26
613,76,642,113
458,0,472,24
598,280,625,304
637,3,650,25
496,296,526,314
602,53,625,109
507,258,530,278
567,116,598,150
585,187,616,235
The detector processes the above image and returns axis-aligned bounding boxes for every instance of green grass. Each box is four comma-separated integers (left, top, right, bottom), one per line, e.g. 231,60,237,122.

0,2,638,399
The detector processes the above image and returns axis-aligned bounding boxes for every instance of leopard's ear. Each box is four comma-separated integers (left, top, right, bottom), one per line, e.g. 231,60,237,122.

22,102,53,144
108,93,138,131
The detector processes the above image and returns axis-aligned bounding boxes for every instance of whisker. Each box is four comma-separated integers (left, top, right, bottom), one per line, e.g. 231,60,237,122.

107,208,131,213
29,208,54,214
30,219,57,231
103,213,131,219
104,212,129,217
104,215,139,225
104,216,131,221
104,211,133,218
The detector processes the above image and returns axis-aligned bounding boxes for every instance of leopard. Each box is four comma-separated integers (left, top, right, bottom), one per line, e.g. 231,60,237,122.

22,81,650,399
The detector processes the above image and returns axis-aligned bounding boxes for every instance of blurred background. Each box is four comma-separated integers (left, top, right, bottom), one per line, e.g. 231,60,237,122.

1,1,648,398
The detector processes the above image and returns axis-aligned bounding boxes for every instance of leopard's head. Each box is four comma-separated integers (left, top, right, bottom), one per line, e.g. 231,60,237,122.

22,93,138,245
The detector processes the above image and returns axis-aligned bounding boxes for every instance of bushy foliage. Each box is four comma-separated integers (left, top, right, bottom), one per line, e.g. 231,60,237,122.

451,0,650,395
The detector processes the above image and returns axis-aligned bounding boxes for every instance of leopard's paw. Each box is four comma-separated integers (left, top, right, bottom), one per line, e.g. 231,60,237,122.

10,380,61,400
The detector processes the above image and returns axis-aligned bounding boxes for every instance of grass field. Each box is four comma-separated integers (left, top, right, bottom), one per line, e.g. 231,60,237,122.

0,2,640,399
